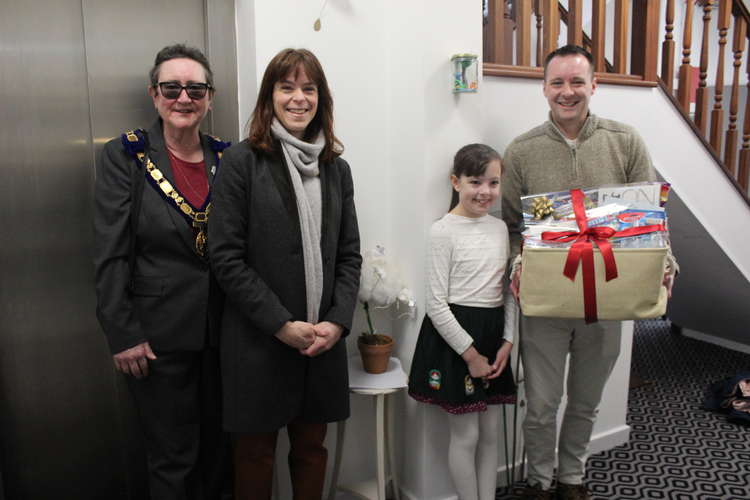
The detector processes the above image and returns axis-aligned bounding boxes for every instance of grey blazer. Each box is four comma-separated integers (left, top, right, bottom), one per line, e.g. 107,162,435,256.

208,139,361,432
94,120,224,354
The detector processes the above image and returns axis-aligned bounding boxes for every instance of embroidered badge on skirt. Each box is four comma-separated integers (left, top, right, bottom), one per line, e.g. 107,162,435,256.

429,370,441,390
464,375,475,395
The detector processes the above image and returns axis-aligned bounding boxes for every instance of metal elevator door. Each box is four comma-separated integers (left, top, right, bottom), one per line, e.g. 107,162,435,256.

0,1,238,499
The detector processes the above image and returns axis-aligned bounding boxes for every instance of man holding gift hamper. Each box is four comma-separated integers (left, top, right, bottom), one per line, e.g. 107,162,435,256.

502,45,678,500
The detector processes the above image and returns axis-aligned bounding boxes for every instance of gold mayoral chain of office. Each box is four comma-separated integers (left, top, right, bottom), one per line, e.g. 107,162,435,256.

124,130,227,257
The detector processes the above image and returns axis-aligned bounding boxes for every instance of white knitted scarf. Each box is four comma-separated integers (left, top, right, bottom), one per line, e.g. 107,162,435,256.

271,118,324,324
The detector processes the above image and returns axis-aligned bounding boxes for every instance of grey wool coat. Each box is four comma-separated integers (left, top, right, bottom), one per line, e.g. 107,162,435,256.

208,139,361,433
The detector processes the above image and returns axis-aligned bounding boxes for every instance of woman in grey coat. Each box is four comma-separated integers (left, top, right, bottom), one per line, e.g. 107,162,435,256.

208,48,361,500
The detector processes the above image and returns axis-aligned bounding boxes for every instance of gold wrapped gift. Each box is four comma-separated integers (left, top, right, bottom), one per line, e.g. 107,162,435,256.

520,246,668,321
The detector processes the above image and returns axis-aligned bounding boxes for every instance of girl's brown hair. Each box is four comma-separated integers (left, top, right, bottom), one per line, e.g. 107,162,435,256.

449,143,502,211
248,48,343,163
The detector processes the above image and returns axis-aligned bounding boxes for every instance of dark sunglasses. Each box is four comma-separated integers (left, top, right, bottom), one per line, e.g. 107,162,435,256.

157,82,212,100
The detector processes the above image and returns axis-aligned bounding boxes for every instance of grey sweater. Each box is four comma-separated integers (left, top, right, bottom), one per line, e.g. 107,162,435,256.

501,113,656,256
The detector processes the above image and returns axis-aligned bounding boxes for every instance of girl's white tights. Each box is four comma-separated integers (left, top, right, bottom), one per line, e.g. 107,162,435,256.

447,406,500,500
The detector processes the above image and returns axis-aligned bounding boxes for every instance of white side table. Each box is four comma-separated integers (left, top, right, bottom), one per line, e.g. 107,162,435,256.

328,357,408,500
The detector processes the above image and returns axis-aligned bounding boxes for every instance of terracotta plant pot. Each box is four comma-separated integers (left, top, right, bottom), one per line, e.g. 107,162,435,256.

357,334,394,374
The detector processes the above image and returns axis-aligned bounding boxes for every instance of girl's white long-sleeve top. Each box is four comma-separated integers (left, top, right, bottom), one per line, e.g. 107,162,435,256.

425,213,518,356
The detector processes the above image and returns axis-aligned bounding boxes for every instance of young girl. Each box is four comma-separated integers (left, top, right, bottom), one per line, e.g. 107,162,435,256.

408,143,517,500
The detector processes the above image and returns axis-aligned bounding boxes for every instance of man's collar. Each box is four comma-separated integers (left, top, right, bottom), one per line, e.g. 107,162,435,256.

546,112,597,142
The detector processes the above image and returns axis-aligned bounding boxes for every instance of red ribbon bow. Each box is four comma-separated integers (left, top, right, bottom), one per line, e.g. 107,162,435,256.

540,189,665,323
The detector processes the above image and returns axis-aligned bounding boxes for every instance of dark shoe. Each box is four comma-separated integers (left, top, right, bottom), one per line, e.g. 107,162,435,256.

556,482,592,500
514,483,555,500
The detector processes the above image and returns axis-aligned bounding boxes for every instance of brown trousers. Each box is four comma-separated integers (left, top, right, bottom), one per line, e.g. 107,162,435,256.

233,419,328,500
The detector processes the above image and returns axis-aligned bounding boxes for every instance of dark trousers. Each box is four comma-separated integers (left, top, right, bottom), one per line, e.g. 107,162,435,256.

127,348,230,500
233,419,328,500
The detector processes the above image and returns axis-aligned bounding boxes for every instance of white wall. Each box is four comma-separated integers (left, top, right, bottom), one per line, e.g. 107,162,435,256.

234,1,643,499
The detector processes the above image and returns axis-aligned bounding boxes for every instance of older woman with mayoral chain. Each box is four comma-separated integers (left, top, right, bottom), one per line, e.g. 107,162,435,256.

209,48,361,500
94,44,230,500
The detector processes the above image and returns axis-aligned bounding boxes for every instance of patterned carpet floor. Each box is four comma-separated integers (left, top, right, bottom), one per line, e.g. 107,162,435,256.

496,319,750,500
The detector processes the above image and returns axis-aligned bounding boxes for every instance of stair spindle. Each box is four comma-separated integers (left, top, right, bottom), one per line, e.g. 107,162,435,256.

503,0,515,64
542,0,559,60
534,0,543,66
567,0,583,47
661,0,676,91
614,0,630,73
677,0,694,111
739,28,750,193
487,0,504,64
725,14,746,175
592,0,607,72
630,0,660,81
694,0,714,135
710,0,732,155
516,0,532,66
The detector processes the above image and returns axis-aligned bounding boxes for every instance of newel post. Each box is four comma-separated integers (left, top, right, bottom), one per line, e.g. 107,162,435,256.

631,0,661,82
